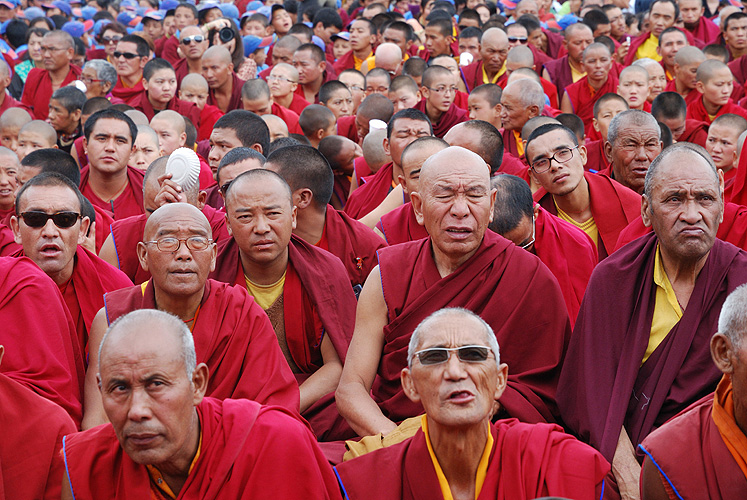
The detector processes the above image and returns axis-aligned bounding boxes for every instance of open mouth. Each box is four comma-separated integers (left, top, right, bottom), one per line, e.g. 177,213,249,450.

447,390,475,403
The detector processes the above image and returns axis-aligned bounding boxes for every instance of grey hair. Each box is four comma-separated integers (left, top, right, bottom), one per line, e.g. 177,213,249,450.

632,58,659,71
407,308,501,369
0,146,19,166
83,59,117,93
608,109,660,146
643,142,719,200
718,283,747,349
99,309,197,379
505,79,544,110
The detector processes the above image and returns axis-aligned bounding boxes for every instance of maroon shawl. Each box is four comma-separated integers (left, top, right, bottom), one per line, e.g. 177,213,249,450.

343,161,394,219
413,99,468,138
110,77,145,106
376,202,428,245
132,92,201,127
689,16,722,45
565,75,619,135
21,64,81,120
207,72,245,113
79,166,145,220
543,55,573,96
687,95,747,124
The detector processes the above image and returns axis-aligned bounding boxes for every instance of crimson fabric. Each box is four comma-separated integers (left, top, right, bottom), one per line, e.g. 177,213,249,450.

21,64,81,120
0,223,19,256
0,372,76,500
79,165,145,220
0,257,83,425
376,202,428,245
585,140,610,172
501,128,522,161
110,77,145,106
0,92,28,115
680,119,709,147
729,54,747,85
332,173,350,208
198,103,224,141
501,152,531,176
206,73,245,113
687,95,747,124
73,136,87,169
173,57,191,88
204,184,223,210
131,92,201,127
110,205,230,285
663,78,700,107
459,60,506,92
639,388,747,498
90,204,115,253
344,161,394,219
293,68,338,104
533,207,597,328
198,156,215,189
159,36,180,65
543,55,573,96
454,90,469,110
336,114,359,143
333,50,356,73
557,232,747,461
287,92,310,116
413,99,468,138
63,397,342,500
533,171,641,260
543,28,565,58
335,420,612,500
529,43,553,77
375,231,571,424
540,76,560,109
624,30,699,66
104,279,300,412
353,155,371,184
565,75,620,136
688,16,721,44
270,102,303,134
85,47,106,60
727,144,747,206
321,206,387,288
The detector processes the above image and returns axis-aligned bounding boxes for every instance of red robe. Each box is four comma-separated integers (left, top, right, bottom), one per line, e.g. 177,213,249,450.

501,129,525,163
332,49,357,74
0,257,83,425
376,202,428,245
0,372,76,500
624,29,700,66
564,75,620,136
533,171,641,260
131,92,201,128
158,36,180,66
270,101,303,135
336,114,359,144
585,139,611,172
413,99,468,138
679,119,709,147
729,54,747,85
110,205,230,285
110,77,145,106
543,55,573,96
460,60,506,92
207,73,246,113
63,397,342,499
287,92,310,116
21,64,81,120
104,279,300,412
664,78,700,107
293,69,338,104
79,166,145,220
335,419,613,500
374,231,571,424
557,232,747,461
0,92,29,115
198,103,224,141
688,16,722,44
344,161,395,219
687,95,747,124
0,223,19,256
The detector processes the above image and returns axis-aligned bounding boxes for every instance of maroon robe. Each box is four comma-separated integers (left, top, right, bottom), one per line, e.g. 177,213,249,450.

21,64,81,120
543,55,574,96
207,73,245,113
624,29,700,66
557,232,747,461
131,92,201,127
413,99,468,138
585,139,611,172
294,68,339,104
110,77,145,106
270,102,303,135
375,231,571,424
332,49,357,73
198,103,224,141
335,419,613,500
564,75,620,136
376,202,428,245
105,279,300,412
63,398,342,499
460,60,507,92
687,95,747,124
336,114,359,144
0,372,76,500
287,92,310,116
0,92,29,115
679,119,709,147
158,35,180,65
729,54,747,85
688,16,722,44
664,78,700,107
344,161,395,219
79,166,145,220
0,222,19,256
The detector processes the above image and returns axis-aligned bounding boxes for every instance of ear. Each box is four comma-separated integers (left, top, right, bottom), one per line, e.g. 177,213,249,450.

293,188,314,209
191,362,209,404
603,140,613,162
136,241,149,272
139,56,148,70
656,45,661,57
528,104,540,118
250,142,263,155
711,332,735,374
77,216,91,245
290,204,298,230
592,117,600,132
493,362,508,402
179,132,187,147
0,344,4,367
641,194,652,227
319,60,327,73
9,215,21,245
71,109,82,124
695,80,705,95
400,367,422,404
142,78,150,92
82,137,88,156
411,191,425,226
488,187,497,223
420,86,430,100
196,190,207,210
382,137,391,156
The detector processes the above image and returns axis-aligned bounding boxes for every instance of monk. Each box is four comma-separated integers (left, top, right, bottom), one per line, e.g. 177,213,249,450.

110,35,150,106
81,203,299,430
680,0,721,45
344,108,432,219
318,135,362,210
664,46,705,107
268,62,310,116
241,78,303,135
655,28,688,84
466,83,502,130
207,109,269,175
336,93,394,146
206,146,266,210
335,308,616,500
264,144,385,291
633,58,666,104
63,309,342,499
542,23,594,95
461,29,509,92
414,65,467,139
294,43,338,104
78,109,145,220
202,46,245,113
489,174,596,327
16,120,58,161
639,283,747,499
0,107,31,153
131,58,201,127
651,91,708,147
705,113,747,186
0,146,16,222
558,142,747,498
10,172,131,359
602,110,663,194
616,65,651,111
624,0,679,65
527,123,641,259
585,93,628,172
500,79,544,162
0,343,77,500
336,146,571,439
688,59,747,124
178,73,224,142
299,105,337,149
173,26,207,85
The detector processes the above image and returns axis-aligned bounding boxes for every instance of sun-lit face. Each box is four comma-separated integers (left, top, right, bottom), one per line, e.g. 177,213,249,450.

698,67,734,108
705,122,740,171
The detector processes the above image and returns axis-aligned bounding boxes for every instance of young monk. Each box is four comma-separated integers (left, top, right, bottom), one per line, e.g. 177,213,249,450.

388,75,421,113
0,108,32,153
132,58,200,128
178,73,224,142
298,104,337,148
688,59,747,123
617,65,651,110
665,46,705,106
466,83,502,130
414,65,467,138
16,120,57,161
705,113,747,186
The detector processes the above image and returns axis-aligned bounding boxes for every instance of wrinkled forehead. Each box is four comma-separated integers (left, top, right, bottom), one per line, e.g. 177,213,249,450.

417,313,489,349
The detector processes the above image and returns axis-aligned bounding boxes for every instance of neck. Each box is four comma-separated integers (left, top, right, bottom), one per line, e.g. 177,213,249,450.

293,205,326,245
49,64,70,83
303,76,324,97
156,411,201,497
425,101,445,123
731,46,747,59
62,121,79,135
427,419,490,499
553,174,592,222
187,58,202,73
149,94,169,111
353,47,372,60
216,76,233,96
50,256,76,286
153,283,204,323
239,246,289,285
88,166,129,201
273,93,293,108
569,57,584,73
675,78,691,95
431,238,481,278
120,72,142,88
659,245,708,293
703,98,722,116
587,74,608,90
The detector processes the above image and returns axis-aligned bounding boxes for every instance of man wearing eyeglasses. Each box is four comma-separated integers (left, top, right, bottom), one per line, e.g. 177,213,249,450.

335,308,613,499
267,62,309,116
337,146,570,440
82,202,299,430
414,65,467,139
174,26,208,87
110,35,151,106
21,30,81,121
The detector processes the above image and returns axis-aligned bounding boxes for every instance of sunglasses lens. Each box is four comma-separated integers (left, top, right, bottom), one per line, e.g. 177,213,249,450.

53,212,79,228
21,212,48,228
458,346,489,362
419,349,449,365
21,211,79,228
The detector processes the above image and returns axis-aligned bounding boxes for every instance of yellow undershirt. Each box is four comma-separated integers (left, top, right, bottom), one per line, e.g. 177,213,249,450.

245,270,286,310
482,62,506,84
636,33,662,62
645,245,682,364
708,112,717,122
570,62,586,83
513,130,525,157
555,203,598,247
422,415,493,500
147,432,202,499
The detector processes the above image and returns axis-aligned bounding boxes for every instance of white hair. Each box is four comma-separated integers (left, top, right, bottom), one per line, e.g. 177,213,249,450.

718,284,747,349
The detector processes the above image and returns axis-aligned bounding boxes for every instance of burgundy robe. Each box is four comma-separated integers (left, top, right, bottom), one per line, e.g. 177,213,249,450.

564,75,620,136
131,92,201,127
287,92,310,116
585,139,611,172
270,101,303,135
0,222,19,256
376,202,428,245
104,279,300,413
687,95,747,124
336,114,359,144
63,398,342,499
680,119,709,147
729,54,747,85
460,59,507,92
207,73,245,113
21,64,81,120
663,78,700,107
543,55,573,96
624,29,700,66
557,232,747,461
198,103,224,141
688,16,721,44
332,49,357,74
344,161,395,219
413,99,468,138
335,419,613,500
375,231,571,424
110,77,145,106
79,166,145,220
0,92,29,115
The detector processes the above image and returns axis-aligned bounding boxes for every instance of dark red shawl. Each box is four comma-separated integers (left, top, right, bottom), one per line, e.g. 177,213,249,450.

21,64,81,120
729,54,747,85
79,166,145,220
271,102,303,135
110,77,145,106
413,99,468,138
584,140,610,172
343,161,394,219
375,231,571,424
198,103,224,141
543,55,573,96
288,92,310,116
0,223,19,256
680,119,709,147
132,92,201,127
376,202,428,245
688,16,722,44
687,95,747,124
333,50,356,74
624,29,699,66
206,73,245,113
336,114,359,144
664,77,700,106
557,232,747,461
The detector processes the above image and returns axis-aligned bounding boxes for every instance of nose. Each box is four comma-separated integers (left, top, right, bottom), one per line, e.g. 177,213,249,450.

127,387,153,422
681,198,703,224
40,217,58,237
254,214,271,234
449,194,470,218
443,352,469,380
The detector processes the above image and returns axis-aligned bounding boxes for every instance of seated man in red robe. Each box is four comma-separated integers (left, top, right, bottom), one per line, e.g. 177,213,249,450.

528,123,641,260
21,30,81,120
206,109,270,176
110,35,150,106
63,309,342,499
542,23,594,95
602,110,663,194
0,343,77,500
335,308,616,500
722,12,747,61
268,62,310,116
558,142,747,498
10,172,132,360
489,174,596,327
680,0,721,44
640,283,747,499
294,43,339,105
664,46,705,107
461,28,509,91
446,120,527,177
336,146,571,440
705,113,747,187
81,203,299,430
413,66,467,139
131,58,201,127
499,79,543,162
318,135,361,210
298,104,337,149
652,91,708,147
202,46,245,114
688,59,747,124
241,78,302,135
210,169,356,438
79,109,145,220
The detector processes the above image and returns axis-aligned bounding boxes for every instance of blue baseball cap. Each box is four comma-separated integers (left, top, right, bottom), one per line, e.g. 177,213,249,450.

219,3,238,19
22,6,45,19
242,35,271,56
62,20,88,37
51,0,72,16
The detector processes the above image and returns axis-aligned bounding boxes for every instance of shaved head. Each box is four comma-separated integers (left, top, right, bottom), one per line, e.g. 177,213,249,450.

19,120,57,145
143,202,212,241
202,45,232,64
181,73,209,91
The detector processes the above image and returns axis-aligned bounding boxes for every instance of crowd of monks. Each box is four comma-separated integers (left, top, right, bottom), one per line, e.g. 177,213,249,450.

4,0,747,497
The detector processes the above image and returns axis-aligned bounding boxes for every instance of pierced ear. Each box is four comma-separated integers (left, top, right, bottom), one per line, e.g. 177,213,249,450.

641,194,653,227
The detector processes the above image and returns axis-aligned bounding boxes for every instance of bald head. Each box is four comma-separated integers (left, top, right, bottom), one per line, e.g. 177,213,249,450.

481,27,508,46
582,42,611,61
0,108,32,129
375,43,403,71
506,46,534,68
181,73,208,91
565,22,594,40
674,46,705,66
202,45,232,65
19,120,57,145
420,146,490,185
143,202,212,241
696,58,730,84
225,168,293,209
151,110,186,135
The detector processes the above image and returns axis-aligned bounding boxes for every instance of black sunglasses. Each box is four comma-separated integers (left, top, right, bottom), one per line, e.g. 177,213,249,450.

113,51,140,59
181,35,205,45
19,211,81,228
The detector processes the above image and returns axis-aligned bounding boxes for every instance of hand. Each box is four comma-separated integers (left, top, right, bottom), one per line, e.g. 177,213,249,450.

612,429,642,500
154,173,187,207
615,41,630,64
81,221,96,253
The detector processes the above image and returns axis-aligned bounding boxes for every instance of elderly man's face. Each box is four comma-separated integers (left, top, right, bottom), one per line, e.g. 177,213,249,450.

41,35,72,72
480,34,509,74
642,153,723,262
608,120,662,194
401,313,506,428
500,86,533,132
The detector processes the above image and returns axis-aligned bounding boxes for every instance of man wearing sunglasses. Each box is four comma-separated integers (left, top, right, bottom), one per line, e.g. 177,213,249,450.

337,146,570,440
110,35,151,106
82,202,299,430
174,26,208,87
335,308,614,499
10,171,132,376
